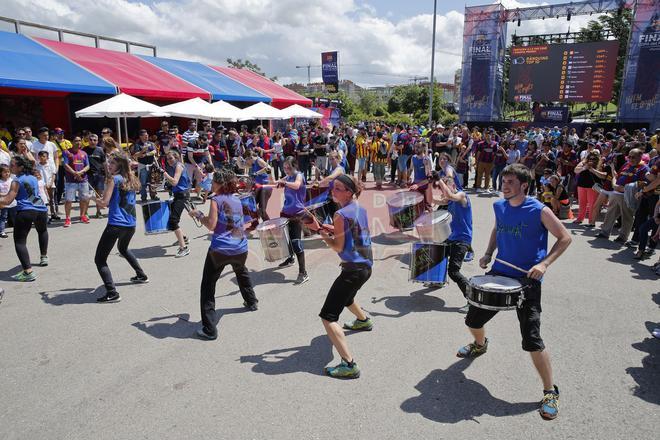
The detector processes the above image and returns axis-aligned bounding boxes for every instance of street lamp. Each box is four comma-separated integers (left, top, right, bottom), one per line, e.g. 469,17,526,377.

428,0,437,127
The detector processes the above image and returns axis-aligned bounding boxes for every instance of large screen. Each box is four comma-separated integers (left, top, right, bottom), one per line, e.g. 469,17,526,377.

508,40,619,103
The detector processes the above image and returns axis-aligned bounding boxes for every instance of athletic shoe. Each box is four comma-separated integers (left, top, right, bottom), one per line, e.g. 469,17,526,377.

97,292,121,303
278,257,295,268
294,272,309,285
50,214,61,221
458,303,470,314
613,236,627,244
624,240,638,247
175,247,190,258
463,251,474,262
39,255,49,267
196,328,217,340
0,232,7,238
184,236,189,246
81,215,90,224
456,338,488,358
63,218,71,228
130,275,149,283
652,328,660,339
324,359,360,379
243,301,258,311
539,385,560,420
585,224,595,229
94,212,102,219
11,271,36,282
343,317,374,331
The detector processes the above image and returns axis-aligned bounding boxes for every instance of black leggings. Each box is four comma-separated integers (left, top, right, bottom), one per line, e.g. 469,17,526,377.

319,265,372,322
254,186,272,221
286,216,306,274
14,210,49,270
95,225,145,294
446,240,470,295
200,250,257,337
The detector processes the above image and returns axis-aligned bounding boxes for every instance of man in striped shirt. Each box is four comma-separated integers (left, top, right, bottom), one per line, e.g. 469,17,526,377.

356,129,370,183
182,120,199,147
370,132,389,190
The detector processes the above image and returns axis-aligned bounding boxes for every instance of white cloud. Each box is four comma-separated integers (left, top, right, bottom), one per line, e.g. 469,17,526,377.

2,0,607,88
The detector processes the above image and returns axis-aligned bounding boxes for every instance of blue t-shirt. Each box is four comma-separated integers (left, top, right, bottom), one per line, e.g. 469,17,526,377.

447,194,472,244
210,194,247,255
337,201,373,267
281,172,306,216
15,174,47,212
251,160,269,185
515,139,529,157
168,162,190,193
108,175,136,227
492,197,548,279
412,156,428,183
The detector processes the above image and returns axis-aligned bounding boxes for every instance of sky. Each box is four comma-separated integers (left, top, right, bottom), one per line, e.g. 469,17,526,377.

2,0,602,88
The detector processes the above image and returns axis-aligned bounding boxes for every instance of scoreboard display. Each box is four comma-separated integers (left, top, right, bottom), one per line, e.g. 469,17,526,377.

509,40,619,103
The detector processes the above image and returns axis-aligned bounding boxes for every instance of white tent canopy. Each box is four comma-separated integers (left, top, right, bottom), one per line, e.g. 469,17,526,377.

160,97,216,120
75,93,168,144
209,100,241,122
238,102,285,121
279,104,323,119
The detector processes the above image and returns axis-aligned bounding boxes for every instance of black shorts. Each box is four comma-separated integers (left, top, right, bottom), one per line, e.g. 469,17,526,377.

168,191,188,231
465,275,545,352
319,265,371,322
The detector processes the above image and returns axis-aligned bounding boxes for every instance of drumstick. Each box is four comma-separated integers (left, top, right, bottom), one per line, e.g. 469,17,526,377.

494,258,528,274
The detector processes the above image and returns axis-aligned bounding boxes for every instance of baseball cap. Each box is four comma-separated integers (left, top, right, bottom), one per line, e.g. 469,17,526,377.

54,127,64,134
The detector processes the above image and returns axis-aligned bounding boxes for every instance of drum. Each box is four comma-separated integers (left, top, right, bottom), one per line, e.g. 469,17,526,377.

237,175,254,194
302,200,330,233
238,193,258,225
408,242,448,285
142,200,170,235
415,210,452,243
306,185,328,203
256,218,293,262
465,275,525,311
387,191,425,230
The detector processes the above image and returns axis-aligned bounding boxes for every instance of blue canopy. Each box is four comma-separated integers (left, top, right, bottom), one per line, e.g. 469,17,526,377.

0,31,116,95
139,56,269,103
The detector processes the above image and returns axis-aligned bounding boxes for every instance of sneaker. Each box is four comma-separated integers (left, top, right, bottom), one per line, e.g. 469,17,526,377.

94,212,102,219
0,232,7,238
39,255,49,267
11,270,36,282
243,301,258,311
652,328,660,339
130,275,149,283
175,247,190,258
463,251,474,262
343,317,374,331
81,215,90,224
294,272,309,285
51,214,61,221
196,328,217,340
585,224,595,229
278,257,295,268
63,218,71,228
96,292,121,303
458,303,470,314
613,236,627,244
184,236,189,246
539,385,560,420
456,338,488,358
624,240,638,247
324,359,360,379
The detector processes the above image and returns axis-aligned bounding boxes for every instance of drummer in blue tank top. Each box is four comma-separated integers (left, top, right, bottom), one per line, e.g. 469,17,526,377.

158,150,191,258
188,168,258,340
457,163,572,421
316,151,345,219
318,173,374,380
409,141,433,211
245,150,272,229
93,152,148,303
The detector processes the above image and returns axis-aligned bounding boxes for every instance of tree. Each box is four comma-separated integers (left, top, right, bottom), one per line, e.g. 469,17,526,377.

357,90,380,115
226,58,278,82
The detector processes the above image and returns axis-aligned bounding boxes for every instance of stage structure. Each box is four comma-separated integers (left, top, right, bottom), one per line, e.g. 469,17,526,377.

459,0,659,128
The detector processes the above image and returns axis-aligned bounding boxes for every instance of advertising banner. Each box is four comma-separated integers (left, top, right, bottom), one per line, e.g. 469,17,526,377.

321,51,339,93
618,0,660,128
533,104,570,123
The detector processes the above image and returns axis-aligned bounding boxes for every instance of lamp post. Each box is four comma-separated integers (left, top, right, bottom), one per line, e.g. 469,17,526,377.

428,0,437,127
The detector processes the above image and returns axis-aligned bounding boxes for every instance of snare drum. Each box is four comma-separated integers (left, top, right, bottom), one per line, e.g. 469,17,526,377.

142,200,170,235
238,193,258,224
465,275,525,311
409,242,448,285
387,191,425,230
256,218,293,262
415,210,452,243
303,200,330,230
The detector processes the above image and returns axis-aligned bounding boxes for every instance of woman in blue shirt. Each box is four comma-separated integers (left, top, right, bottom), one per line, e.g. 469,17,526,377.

93,152,148,303
318,174,373,379
245,150,272,229
160,150,191,258
0,155,49,282
189,168,257,340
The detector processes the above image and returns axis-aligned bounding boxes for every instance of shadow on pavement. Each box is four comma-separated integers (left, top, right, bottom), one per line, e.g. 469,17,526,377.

0,265,23,281
39,282,135,305
367,287,462,318
126,245,169,259
626,331,660,406
239,334,333,376
401,358,538,423
132,306,247,339
607,249,658,281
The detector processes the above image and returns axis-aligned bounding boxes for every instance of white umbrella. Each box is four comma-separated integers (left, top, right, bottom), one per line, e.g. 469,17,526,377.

160,97,216,120
209,100,241,122
279,104,323,119
238,102,285,121
75,93,168,145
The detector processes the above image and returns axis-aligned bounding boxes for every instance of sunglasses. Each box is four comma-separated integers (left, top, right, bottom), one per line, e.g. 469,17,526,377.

102,131,110,134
